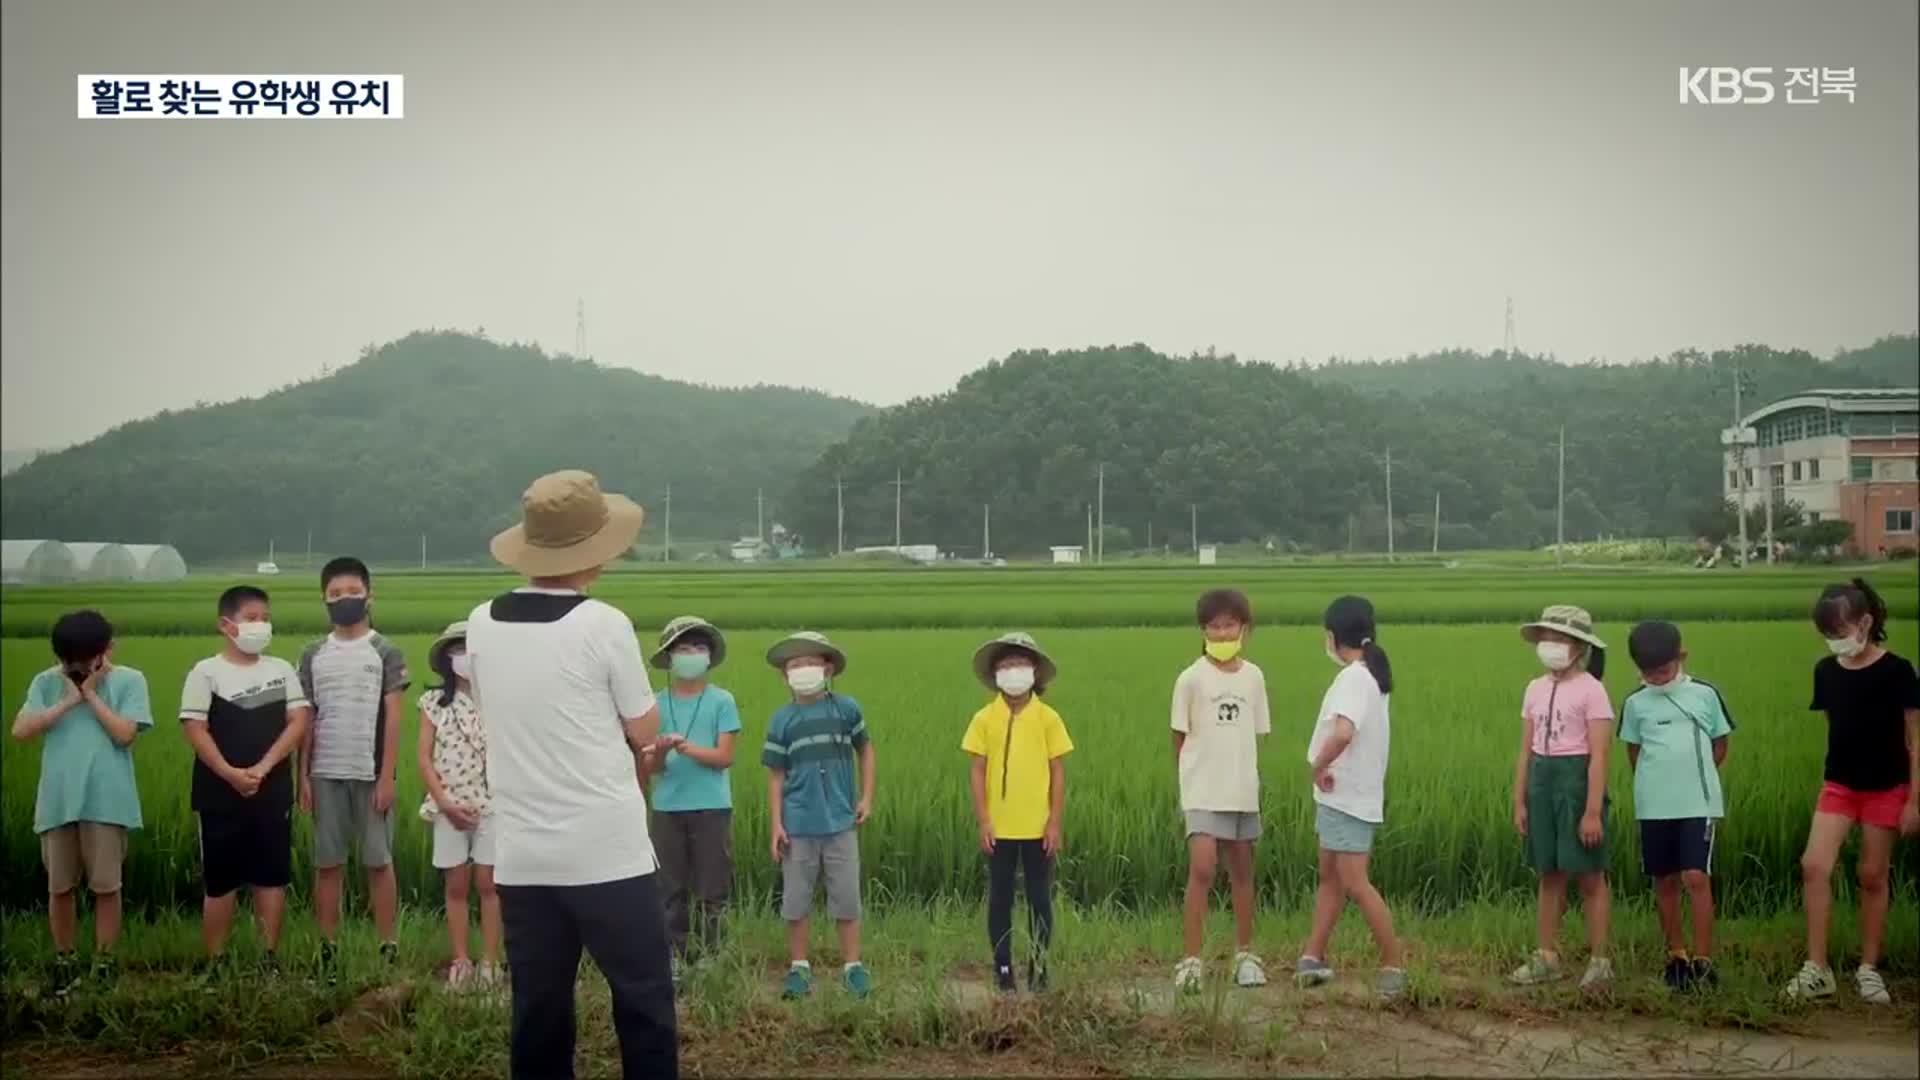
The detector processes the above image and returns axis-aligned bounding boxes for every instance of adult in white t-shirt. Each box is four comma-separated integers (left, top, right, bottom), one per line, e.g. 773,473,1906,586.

1169,589,1272,992
465,470,675,1080
1297,595,1408,1002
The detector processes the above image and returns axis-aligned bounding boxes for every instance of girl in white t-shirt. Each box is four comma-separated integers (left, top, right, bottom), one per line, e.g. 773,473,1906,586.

415,621,500,989
1295,595,1405,1001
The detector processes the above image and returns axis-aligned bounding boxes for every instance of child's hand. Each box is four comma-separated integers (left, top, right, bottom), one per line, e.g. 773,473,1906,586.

374,775,396,813
977,821,995,854
654,733,686,754
1900,800,1920,839
1578,810,1603,849
855,797,872,826
443,802,481,832
770,825,789,863
1043,821,1063,857
225,765,261,798
1310,765,1334,793
1512,803,1528,837
299,781,314,814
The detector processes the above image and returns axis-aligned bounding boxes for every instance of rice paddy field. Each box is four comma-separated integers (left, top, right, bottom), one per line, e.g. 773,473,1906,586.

4,562,1916,915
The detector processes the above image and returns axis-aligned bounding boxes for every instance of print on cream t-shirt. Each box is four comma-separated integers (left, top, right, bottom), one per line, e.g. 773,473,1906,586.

1170,656,1271,813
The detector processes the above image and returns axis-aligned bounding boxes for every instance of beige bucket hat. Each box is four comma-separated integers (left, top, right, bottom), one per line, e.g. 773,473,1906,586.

651,615,726,670
427,620,468,673
765,631,847,676
1520,604,1607,649
490,470,644,578
971,631,1058,692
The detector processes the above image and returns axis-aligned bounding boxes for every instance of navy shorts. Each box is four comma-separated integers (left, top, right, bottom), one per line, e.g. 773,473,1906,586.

1640,818,1714,878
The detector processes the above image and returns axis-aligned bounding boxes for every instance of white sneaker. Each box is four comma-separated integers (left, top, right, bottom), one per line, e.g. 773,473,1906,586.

1854,964,1892,1005
1233,951,1268,988
1579,957,1614,992
1782,961,1837,1002
1173,956,1203,992
446,958,474,990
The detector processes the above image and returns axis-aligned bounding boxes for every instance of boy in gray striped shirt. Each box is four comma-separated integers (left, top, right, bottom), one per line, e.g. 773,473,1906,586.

298,556,409,982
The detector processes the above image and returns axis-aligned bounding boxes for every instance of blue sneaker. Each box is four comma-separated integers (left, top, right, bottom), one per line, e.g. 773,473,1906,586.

781,963,813,1000
842,963,873,999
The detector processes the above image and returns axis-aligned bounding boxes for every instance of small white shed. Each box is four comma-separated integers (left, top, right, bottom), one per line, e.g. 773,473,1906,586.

1050,545,1084,565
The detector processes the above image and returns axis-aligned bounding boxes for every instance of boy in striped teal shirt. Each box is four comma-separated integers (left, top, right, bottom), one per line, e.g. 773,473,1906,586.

762,632,876,1000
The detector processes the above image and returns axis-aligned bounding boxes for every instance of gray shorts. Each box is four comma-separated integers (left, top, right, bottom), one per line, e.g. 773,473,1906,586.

780,831,860,922
1315,803,1378,854
1185,809,1262,842
312,778,395,869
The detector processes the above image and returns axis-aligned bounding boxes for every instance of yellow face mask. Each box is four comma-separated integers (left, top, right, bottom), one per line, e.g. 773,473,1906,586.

1204,638,1243,663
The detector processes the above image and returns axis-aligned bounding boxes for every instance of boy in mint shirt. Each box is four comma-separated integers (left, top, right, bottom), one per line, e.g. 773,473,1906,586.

638,616,742,971
10,610,153,996
1621,620,1734,992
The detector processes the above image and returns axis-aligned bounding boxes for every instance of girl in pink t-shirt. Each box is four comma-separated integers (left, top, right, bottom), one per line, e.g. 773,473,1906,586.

1509,605,1615,992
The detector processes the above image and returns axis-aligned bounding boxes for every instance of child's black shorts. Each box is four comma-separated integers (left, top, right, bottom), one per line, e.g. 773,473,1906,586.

1640,818,1715,878
198,808,293,898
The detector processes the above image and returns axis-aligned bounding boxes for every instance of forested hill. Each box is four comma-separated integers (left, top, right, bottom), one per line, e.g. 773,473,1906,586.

781,337,1918,556
0,332,873,562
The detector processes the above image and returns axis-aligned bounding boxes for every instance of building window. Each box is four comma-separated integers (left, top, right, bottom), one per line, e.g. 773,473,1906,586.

1791,461,1803,482
1887,509,1916,534
1808,459,1821,480
1769,464,1785,489
1851,456,1873,481
1745,468,1755,488
1727,470,1738,489
1808,511,1821,524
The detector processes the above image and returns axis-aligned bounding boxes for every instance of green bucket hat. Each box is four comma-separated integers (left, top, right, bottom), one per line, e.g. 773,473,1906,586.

971,631,1057,692
651,615,726,671
1520,604,1607,650
428,620,468,673
765,630,847,676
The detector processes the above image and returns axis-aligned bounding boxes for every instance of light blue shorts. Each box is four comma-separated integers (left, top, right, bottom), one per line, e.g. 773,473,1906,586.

1315,803,1378,854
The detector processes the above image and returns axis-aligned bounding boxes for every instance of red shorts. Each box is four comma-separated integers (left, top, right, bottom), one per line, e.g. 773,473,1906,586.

1816,782,1913,830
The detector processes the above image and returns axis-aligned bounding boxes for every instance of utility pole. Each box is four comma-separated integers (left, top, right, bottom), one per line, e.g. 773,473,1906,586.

892,469,904,551
835,475,845,557
1384,447,1395,562
1733,359,1749,567
1085,503,1092,562
1433,491,1441,555
1348,513,1355,554
1555,425,1566,570
1096,463,1105,565
663,484,672,564
1190,504,1198,553
1147,520,1153,553
306,528,312,569
983,503,991,560
1764,469,1776,564
756,488,765,544
420,533,426,570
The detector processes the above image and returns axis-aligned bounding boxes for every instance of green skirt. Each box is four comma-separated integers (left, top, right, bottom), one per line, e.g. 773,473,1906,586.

1525,753,1611,875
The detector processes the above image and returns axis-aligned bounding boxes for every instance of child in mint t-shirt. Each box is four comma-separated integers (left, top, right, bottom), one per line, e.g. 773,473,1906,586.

1620,620,1734,993
11,609,153,995
638,616,742,968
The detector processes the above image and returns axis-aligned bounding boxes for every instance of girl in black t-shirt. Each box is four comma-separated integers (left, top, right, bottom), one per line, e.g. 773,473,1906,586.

1782,577,1920,1007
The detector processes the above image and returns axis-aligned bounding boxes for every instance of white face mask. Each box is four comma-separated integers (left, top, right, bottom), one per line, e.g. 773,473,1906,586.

995,665,1036,696
1646,670,1688,695
786,665,828,695
1825,634,1866,659
231,621,273,656
1536,641,1574,671
450,653,472,679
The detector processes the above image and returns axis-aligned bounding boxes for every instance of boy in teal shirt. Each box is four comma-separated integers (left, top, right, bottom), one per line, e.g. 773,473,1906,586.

1620,620,1734,992
11,610,153,995
639,616,742,971
762,631,876,1000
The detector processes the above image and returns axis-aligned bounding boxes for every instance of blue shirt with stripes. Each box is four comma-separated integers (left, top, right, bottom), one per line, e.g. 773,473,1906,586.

761,693,867,837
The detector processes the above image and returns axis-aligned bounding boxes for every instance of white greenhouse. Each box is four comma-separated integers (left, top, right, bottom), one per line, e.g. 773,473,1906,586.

122,544,190,581
1,539,80,584
66,542,140,581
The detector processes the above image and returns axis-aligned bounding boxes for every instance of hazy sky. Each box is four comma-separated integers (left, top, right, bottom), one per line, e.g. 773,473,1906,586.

3,1,1915,449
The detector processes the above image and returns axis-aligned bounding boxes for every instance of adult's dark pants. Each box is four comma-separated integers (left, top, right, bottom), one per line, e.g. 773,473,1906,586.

987,839,1053,970
499,873,677,1080
651,808,732,960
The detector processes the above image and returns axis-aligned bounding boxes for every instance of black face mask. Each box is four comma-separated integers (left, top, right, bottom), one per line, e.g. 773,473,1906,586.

326,597,369,626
